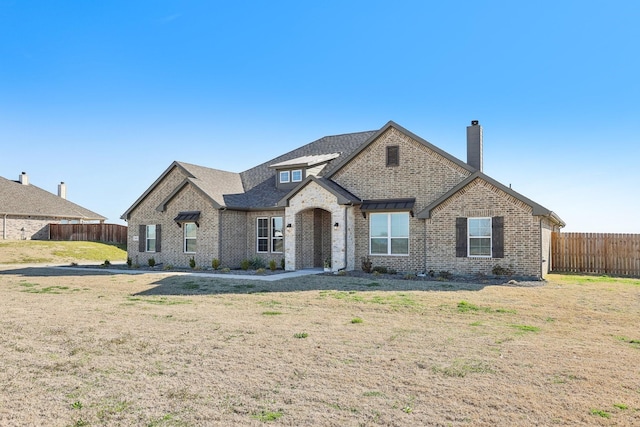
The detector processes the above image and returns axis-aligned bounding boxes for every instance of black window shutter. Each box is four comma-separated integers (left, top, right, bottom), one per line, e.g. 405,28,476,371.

455,217,467,257
139,225,146,252
492,216,504,258
156,224,162,253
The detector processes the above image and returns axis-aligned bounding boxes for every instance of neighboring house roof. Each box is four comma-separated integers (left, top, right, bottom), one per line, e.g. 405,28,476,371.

416,171,566,226
0,176,106,221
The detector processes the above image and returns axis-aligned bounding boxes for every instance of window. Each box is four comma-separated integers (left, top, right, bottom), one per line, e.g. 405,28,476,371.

146,225,156,252
257,218,269,252
184,222,197,253
370,212,409,255
386,145,399,167
468,218,491,257
279,171,290,183
291,169,303,182
272,217,283,252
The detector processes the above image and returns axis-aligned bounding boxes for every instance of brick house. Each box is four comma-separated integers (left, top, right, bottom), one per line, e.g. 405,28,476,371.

0,173,106,240
121,121,564,278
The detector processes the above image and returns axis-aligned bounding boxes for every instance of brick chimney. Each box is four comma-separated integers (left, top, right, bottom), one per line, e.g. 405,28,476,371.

58,182,67,199
466,120,483,172
19,172,29,185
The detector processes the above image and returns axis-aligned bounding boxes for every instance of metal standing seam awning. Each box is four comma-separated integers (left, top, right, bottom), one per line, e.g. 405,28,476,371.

174,211,201,227
359,198,415,218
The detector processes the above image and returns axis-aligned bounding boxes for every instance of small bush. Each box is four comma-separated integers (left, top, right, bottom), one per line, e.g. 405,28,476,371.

361,256,372,273
280,258,285,269
102,260,111,267
492,264,514,276
269,259,277,271
126,257,132,267
250,257,266,269
212,258,220,270
438,270,452,280
256,268,266,275
240,259,250,270
388,268,397,275
404,273,417,280
221,267,231,273
148,257,156,267
372,266,388,274
163,264,173,271
189,257,196,269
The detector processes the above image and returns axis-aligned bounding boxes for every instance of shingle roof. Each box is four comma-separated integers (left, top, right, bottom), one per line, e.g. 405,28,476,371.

0,176,106,221
269,153,341,168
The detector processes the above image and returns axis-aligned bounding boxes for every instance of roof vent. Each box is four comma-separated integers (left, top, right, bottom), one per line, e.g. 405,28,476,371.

471,120,479,126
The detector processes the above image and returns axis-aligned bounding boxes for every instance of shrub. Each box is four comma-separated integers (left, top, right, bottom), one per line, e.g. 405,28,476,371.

126,257,132,267
163,264,173,271
492,264,514,276
269,259,277,271
250,257,266,269
148,257,156,267
372,266,388,274
388,268,397,275
438,270,452,280
240,259,250,270
212,258,221,270
361,256,372,273
280,258,285,269
221,267,231,273
102,260,111,267
189,257,196,269
256,268,266,275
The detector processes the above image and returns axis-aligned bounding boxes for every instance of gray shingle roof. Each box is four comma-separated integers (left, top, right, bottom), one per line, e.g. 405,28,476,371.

0,176,106,221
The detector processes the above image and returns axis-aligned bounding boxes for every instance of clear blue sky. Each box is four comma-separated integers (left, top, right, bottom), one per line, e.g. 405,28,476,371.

1,1,638,232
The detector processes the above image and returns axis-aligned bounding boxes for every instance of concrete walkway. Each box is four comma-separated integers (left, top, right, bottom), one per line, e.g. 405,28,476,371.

49,265,326,282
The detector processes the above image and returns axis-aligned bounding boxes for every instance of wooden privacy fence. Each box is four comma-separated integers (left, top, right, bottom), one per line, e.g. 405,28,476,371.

49,223,128,245
552,232,640,277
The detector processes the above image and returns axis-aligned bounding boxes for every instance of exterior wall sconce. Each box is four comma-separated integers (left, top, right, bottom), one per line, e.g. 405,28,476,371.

334,222,339,230
286,223,292,228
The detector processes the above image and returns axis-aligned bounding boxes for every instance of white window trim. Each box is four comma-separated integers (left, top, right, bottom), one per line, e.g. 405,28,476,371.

257,217,269,253
291,169,303,182
468,217,492,258
146,224,156,253
183,222,197,254
279,171,290,183
369,212,410,256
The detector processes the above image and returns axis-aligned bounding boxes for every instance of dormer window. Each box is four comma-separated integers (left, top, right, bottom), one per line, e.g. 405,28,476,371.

291,169,302,182
279,171,290,183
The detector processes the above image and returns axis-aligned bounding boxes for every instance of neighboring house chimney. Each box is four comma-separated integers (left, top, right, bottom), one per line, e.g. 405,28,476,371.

58,182,67,199
466,120,483,172
19,172,29,185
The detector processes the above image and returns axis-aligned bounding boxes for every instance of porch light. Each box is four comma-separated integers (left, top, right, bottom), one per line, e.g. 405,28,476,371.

334,222,339,230
286,223,292,228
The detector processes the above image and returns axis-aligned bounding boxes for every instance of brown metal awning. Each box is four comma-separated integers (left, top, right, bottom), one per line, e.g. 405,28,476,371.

360,198,415,217
174,211,200,227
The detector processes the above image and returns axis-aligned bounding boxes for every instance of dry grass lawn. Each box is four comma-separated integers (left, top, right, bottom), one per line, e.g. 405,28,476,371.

0,264,639,426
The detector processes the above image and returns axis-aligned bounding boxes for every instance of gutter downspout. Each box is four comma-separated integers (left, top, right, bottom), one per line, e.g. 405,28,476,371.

343,205,348,271
2,214,6,240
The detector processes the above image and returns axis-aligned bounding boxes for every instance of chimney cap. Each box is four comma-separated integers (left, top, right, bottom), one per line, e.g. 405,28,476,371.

471,120,479,126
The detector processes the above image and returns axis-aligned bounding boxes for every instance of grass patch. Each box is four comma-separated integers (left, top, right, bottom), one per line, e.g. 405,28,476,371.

363,391,384,397
180,282,200,290
350,317,363,324
549,273,640,287
432,359,494,377
251,410,283,422
613,403,628,410
510,324,540,333
293,332,308,339
126,296,191,305
21,284,71,294
590,408,611,418
262,311,282,316
615,336,640,348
